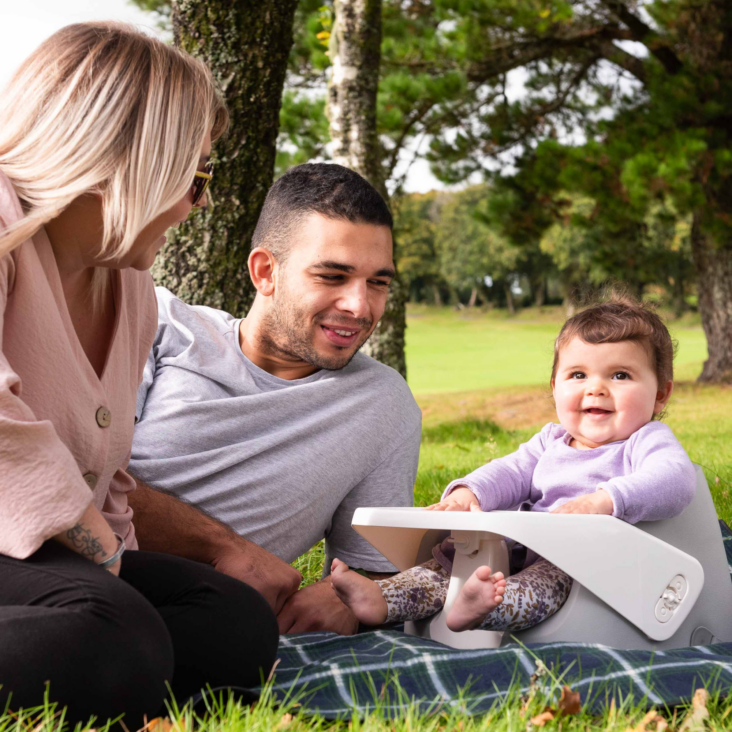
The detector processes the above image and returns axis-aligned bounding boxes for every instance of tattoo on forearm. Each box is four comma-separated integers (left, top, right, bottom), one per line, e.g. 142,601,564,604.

66,523,108,560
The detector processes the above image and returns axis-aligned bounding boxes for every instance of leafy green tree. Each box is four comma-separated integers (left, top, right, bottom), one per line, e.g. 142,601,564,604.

414,0,732,381
393,191,445,304
435,186,520,310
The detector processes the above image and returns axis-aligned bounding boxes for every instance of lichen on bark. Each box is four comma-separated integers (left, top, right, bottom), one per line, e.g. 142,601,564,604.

152,0,298,316
327,0,407,378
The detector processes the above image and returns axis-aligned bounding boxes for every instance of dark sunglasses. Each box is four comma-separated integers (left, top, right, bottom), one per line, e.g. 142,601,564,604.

191,161,214,207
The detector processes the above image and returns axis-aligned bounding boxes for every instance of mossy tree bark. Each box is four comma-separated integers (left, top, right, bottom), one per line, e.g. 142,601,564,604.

328,0,407,378
151,0,298,315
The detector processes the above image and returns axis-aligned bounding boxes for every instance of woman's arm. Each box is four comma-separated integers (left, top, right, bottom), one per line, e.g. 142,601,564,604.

53,502,122,576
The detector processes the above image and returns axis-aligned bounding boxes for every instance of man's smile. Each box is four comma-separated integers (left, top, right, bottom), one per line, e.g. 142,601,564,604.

321,325,361,347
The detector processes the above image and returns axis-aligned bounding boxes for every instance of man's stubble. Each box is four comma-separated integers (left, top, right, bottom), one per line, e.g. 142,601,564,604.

260,276,374,371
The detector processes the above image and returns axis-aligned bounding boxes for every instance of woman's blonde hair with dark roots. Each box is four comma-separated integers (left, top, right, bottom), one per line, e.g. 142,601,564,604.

0,22,228,261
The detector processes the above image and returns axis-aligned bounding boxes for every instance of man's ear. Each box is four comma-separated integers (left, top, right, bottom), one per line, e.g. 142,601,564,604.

248,247,277,297
654,380,674,414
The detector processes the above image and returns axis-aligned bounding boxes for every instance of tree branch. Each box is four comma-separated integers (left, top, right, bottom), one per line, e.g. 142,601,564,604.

466,25,632,82
596,39,646,82
384,101,436,179
599,0,683,74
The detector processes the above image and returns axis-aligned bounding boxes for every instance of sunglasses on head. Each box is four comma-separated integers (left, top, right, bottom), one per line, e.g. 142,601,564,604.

191,161,214,207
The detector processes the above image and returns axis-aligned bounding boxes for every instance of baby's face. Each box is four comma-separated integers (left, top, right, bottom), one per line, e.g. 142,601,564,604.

552,337,672,449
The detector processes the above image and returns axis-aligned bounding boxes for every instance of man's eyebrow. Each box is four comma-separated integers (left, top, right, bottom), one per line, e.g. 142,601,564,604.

311,261,355,273
311,261,396,279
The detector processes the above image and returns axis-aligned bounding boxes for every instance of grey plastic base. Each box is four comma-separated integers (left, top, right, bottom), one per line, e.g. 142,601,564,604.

507,466,732,650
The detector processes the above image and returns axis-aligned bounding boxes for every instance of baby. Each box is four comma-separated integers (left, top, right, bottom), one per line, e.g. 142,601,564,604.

332,297,697,634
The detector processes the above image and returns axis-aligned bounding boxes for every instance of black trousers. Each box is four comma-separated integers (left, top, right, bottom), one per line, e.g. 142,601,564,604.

0,543,279,727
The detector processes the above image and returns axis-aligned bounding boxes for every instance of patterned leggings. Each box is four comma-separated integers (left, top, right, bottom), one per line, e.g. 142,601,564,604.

375,557,573,631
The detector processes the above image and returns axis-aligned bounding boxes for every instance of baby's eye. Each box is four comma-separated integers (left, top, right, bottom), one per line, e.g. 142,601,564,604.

613,371,631,380
570,371,586,380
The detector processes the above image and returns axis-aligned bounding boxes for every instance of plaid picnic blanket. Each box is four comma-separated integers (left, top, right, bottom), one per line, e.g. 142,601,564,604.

262,520,732,719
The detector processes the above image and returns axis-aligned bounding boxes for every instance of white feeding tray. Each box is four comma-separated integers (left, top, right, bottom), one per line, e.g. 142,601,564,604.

352,507,703,649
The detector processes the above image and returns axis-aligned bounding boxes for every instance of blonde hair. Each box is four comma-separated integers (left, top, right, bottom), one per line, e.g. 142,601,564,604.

0,22,228,262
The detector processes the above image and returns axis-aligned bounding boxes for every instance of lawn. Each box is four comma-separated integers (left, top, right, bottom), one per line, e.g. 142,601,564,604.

11,306,732,732
405,304,708,393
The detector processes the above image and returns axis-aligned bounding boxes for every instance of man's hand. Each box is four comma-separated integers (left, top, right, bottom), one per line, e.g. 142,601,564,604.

425,486,481,512
277,577,359,635
129,479,301,613
551,490,614,516
213,543,302,615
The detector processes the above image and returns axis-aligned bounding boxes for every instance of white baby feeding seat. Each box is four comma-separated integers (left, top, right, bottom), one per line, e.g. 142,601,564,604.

351,466,732,650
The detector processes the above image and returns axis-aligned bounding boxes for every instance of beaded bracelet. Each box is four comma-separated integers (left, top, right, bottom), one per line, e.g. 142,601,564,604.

98,533,126,570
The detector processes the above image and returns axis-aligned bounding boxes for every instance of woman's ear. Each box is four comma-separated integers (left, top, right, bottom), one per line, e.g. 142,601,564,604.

654,380,674,414
248,247,277,297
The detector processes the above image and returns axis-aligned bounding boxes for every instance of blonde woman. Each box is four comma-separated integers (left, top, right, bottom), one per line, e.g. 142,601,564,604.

0,23,278,725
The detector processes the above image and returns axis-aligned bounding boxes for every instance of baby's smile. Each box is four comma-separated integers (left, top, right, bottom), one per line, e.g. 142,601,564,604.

583,407,613,416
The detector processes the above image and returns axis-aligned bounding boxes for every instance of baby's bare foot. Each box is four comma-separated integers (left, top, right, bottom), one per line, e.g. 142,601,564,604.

331,558,388,626
445,566,506,632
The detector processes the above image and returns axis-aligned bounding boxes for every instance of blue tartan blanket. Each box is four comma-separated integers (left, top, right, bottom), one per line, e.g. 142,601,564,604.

261,520,732,718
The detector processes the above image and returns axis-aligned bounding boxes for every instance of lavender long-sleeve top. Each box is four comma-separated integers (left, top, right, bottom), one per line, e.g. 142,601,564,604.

443,421,696,524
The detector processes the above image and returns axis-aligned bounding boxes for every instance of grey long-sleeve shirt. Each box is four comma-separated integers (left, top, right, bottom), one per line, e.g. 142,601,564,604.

130,288,422,573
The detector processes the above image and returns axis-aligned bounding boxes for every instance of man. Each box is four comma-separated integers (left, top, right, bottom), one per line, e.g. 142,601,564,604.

128,163,422,634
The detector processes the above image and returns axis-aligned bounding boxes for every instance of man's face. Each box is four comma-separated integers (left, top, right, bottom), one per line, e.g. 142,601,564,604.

262,213,394,370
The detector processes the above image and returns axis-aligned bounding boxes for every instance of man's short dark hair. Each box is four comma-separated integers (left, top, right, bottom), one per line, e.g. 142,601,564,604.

251,163,393,262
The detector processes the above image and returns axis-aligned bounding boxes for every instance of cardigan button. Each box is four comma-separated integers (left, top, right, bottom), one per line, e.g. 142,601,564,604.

83,472,98,490
96,407,112,428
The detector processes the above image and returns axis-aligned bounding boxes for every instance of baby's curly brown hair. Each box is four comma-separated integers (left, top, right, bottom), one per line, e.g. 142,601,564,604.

551,295,676,388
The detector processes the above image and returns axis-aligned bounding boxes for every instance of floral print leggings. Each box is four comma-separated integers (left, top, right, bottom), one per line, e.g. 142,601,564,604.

375,556,573,631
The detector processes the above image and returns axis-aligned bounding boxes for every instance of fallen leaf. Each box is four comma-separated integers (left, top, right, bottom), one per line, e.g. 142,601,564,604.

679,689,709,732
625,709,664,732
531,710,555,727
140,719,173,732
276,713,293,730
556,685,581,716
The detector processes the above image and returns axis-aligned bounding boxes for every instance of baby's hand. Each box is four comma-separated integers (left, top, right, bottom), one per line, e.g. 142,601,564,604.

426,486,481,512
551,490,614,516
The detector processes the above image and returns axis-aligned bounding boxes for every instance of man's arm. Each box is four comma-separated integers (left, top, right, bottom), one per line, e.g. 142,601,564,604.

128,479,302,614
277,419,422,635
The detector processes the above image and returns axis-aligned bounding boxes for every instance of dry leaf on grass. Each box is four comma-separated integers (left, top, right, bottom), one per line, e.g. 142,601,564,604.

529,685,582,726
625,709,669,732
276,712,293,729
557,685,581,716
530,710,555,727
679,689,710,732
139,719,174,732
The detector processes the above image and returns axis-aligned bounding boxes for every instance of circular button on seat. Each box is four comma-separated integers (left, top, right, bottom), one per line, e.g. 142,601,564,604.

96,406,112,428
83,472,98,490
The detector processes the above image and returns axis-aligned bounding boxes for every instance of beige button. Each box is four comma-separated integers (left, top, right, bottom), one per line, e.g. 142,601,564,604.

83,472,98,490
96,406,112,428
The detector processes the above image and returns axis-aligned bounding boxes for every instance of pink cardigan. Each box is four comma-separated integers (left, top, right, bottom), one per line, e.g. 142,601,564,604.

0,171,158,558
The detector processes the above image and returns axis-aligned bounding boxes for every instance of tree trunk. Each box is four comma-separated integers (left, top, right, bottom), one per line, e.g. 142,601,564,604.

327,0,407,378
691,215,732,382
432,282,442,306
504,282,516,315
151,0,298,316
534,276,546,307
468,287,478,308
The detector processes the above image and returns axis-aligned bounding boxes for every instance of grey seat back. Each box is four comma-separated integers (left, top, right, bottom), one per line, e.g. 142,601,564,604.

508,466,732,649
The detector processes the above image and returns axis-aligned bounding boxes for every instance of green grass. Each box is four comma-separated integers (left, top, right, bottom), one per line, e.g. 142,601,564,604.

8,673,730,732
6,306,730,731
405,304,708,394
